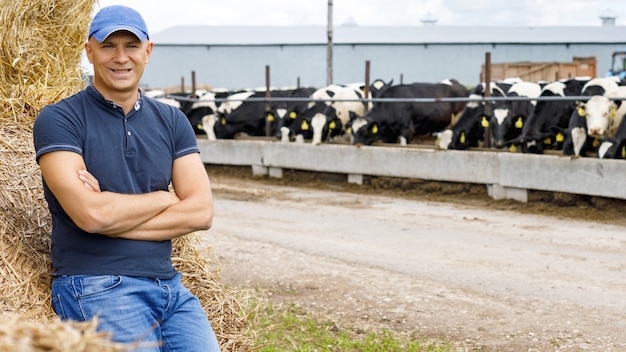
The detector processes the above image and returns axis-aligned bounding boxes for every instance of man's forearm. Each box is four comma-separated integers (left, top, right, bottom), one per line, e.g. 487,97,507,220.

105,196,213,241
85,190,180,235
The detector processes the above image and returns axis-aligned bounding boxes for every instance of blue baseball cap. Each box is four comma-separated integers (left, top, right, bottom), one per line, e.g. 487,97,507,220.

88,5,149,42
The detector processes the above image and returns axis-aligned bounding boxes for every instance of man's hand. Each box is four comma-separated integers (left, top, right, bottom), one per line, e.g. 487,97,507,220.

79,169,101,192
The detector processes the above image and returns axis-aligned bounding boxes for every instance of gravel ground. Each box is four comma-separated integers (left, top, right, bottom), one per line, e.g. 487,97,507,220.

198,165,626,352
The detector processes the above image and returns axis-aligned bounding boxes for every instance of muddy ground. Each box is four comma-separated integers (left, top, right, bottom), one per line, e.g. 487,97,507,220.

199,165,626,352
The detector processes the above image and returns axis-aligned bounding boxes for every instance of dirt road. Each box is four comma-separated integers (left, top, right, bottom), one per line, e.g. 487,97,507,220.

199,167,626,351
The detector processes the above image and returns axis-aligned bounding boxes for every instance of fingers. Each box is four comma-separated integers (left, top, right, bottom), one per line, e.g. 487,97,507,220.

78,169,101,192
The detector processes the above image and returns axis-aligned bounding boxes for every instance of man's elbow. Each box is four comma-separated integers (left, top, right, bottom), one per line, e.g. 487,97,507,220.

72,210,115,235
197,211,213,230
194,204,213,230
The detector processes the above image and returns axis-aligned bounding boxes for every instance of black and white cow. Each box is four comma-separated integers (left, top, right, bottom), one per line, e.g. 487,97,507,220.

597,100,626,159
489,81,542,149
436,80,511,150
280,101,343,143
282,84,372,144
276,86,318,132
186,90,233,135
202,88,313,139
510,77,589,154
352,79,469,145
563,84,626,156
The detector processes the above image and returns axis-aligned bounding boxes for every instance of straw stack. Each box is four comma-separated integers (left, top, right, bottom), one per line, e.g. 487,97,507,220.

0,1,252,350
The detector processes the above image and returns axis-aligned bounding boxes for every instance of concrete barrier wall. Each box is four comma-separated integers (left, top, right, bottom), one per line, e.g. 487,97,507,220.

198,139,626,201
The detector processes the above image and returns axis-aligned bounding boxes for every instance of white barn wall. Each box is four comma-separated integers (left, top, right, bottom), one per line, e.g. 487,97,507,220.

141,27,626,90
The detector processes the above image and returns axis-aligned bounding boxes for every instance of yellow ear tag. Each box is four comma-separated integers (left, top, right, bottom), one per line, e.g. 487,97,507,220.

221,117,226,125
267,113,275,122
480,116,489,128
460,132,466,144
329,121,336,129
611,109,616,119
622,146,626,158
371,124,378,134
301,120,309,130
577,106,585,116
593,139,600,147
289,112,297,119
197,123,203,130
347,127,352,134
556,133,564,142
509,144,517,152
515,117,523,129
543,137,552,145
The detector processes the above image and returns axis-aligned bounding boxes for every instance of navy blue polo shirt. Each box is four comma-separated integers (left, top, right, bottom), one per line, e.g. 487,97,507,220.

33,85,199,279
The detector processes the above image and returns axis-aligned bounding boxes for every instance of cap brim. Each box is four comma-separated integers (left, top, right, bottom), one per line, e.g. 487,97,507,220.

92,26,148,42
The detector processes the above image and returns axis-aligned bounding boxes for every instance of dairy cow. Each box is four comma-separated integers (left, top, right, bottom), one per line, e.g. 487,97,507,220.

597,104,626,159
436,80,511,150
489,81,542,149
351,79,469,145
510,77,589,153
563,84,626,156
282,84,372,144
280,101,343,143
186,90,235,135
203,88,315,139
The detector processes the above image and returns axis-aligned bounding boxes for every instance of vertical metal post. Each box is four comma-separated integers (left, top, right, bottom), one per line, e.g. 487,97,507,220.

265,65,271,136
483,52,492,148
327,0,333,85
180,77,184,93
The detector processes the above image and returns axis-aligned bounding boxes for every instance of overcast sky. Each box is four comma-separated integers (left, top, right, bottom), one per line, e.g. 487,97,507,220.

96,0,623,34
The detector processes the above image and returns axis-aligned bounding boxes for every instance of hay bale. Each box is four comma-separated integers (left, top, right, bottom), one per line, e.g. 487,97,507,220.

0,1,253,350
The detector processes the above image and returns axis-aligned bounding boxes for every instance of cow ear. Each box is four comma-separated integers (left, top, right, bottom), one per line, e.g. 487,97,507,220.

613,99,623,109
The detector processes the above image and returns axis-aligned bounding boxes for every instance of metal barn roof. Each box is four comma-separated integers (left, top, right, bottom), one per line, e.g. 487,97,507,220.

152,25,626,46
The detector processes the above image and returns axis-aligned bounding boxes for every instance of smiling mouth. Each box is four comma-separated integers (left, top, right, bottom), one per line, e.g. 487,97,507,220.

111,68,132,74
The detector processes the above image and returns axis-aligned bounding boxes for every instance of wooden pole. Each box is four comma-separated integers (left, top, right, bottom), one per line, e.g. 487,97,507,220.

191,70,197,98
483,52,492,148
326,0,333,85
265,65,271,136
363,60,371,113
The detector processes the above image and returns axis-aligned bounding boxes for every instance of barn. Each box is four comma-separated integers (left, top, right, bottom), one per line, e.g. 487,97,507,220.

143,22,626,90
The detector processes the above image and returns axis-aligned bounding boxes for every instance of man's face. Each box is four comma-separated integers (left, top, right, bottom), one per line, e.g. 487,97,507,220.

85,30,153,98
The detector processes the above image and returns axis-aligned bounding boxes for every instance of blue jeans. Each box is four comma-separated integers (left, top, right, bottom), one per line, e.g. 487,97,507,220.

51,273,220,351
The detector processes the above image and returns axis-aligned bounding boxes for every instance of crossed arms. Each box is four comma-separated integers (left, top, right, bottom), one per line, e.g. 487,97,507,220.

38,150,213,241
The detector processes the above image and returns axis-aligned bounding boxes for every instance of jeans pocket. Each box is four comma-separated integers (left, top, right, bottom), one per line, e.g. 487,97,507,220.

78,275,123,298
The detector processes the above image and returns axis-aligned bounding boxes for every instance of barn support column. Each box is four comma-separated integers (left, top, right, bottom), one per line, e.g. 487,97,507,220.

487,184,528,202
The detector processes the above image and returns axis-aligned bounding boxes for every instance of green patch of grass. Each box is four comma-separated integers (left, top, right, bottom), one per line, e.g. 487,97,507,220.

250,303,453,352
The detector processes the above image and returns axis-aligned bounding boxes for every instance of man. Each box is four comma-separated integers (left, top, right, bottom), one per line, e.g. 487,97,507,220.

33,5,220,351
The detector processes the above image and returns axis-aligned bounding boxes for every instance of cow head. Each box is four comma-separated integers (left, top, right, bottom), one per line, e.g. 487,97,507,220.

578,96,618,139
